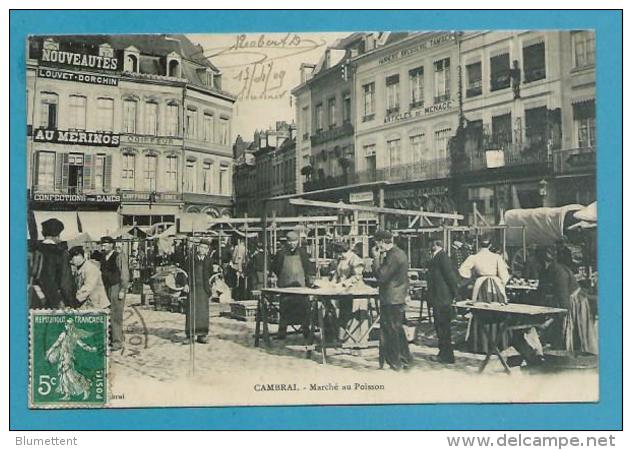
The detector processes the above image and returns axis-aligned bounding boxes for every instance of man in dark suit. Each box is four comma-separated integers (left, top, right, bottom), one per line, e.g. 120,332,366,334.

30,218,75,309
373,229,412,371
184,239,214,344
427,240,460,363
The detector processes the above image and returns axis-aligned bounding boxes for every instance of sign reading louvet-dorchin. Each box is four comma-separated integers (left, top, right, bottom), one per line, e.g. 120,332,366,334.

33,128,120,147
38,66,118,86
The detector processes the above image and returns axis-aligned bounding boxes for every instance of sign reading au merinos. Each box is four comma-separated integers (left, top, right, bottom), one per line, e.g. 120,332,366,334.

38,67,118,86
33,129,120,147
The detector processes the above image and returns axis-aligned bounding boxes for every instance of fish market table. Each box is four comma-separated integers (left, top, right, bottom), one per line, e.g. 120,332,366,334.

256,286,380,364
455,301,567,374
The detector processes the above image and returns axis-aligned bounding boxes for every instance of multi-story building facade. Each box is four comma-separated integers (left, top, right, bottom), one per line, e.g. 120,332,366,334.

27,35,236,239
453,30,596,224
353,31,461,217
232,122,296,217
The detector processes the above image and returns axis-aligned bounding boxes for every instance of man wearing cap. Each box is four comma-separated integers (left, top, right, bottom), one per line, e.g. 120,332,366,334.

372,230,412,370
69,246,109,309
30,218,75,309
184,239,214,344
271,231,315,340
100,236,130,351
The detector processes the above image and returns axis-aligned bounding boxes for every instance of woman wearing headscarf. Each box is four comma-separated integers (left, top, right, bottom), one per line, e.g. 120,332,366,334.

332,240,368,343
458,236,511,353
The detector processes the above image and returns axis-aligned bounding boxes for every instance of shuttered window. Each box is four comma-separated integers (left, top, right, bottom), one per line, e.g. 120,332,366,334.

35,151,56,190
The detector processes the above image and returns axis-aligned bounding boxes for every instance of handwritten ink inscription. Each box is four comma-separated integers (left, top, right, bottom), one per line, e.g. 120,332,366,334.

233,61,287,101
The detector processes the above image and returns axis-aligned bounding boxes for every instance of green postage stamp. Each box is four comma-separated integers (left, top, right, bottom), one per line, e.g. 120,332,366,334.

30,311,108,408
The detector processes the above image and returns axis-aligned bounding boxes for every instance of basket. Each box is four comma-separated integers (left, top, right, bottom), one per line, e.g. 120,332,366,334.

230,300,279,323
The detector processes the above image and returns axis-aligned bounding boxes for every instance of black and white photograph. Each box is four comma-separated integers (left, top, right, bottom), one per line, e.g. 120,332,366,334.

25,29,600,407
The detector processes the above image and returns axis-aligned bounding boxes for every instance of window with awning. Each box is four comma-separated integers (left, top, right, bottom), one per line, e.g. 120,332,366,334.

523,41,546,83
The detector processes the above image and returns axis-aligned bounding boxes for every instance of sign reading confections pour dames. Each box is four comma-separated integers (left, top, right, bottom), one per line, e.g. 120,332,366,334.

33,129,120,147
41,48,119,70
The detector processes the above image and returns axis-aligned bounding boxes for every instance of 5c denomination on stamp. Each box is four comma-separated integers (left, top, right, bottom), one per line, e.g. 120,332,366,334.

30,311,108,408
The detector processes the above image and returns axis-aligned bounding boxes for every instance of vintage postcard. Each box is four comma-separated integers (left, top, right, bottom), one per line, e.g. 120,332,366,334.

25,29,599,408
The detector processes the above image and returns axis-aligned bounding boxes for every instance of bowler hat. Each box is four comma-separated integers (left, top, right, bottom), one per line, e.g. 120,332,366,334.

100,236,115,244
41,218,64,237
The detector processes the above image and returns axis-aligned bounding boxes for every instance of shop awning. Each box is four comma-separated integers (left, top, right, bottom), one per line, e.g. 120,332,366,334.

119,204,179,216
78,211,120,241
179,213,211,233
34,211,80,241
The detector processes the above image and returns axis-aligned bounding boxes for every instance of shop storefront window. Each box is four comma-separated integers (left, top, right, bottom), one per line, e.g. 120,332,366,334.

572,31,595,68
121,153,135,190
409,67,424,108
523,41,546,83
573,100,596,148
35,151,55,190
68,95,87,130
466,62,482,97
490,52,510,91
39,92,58,130
386,74,400,114
433,58,450,103
96,98,114,132
123,99,137,134
146,101,159,136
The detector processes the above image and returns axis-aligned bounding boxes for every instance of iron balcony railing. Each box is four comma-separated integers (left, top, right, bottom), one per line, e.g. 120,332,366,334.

552,147,596,175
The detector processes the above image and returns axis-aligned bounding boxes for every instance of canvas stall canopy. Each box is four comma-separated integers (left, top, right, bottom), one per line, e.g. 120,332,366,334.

504,204,584,246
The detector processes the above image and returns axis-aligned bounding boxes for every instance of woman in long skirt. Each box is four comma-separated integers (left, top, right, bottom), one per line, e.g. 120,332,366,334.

458,238,512,354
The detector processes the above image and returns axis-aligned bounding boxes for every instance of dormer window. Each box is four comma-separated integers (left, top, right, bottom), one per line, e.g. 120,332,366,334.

124,46,140,73
166,52,182,78
43,38,59,52
206,70,214,88
99,43,114,59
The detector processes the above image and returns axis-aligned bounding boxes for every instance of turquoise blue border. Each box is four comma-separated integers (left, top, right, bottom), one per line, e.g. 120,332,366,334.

10,10,622,430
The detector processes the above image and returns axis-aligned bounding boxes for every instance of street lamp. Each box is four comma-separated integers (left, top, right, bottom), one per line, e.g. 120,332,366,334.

539,179,548,198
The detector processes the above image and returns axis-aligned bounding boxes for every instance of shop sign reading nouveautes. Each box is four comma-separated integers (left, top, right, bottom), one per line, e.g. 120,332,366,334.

33,129,120,147
41,48,118,70
38,67,118,86
384,100,453,124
